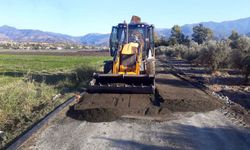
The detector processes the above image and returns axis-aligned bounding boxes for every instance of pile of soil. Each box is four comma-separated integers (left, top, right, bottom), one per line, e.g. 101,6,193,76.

67,107,121,122
71,93,163,122
156,73,223,112
69,88,222,122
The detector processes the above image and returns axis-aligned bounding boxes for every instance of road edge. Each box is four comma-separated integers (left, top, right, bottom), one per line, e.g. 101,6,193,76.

4,92,85,150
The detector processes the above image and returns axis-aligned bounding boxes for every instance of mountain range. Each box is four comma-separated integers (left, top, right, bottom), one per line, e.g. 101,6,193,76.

156,17,250,39
1,17,250,45
0,25,110,46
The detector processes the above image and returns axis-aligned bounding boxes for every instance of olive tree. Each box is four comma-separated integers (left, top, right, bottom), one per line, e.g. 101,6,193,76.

192,24,213,44
230,36,250,83
169,25,190,46
197,41,230,71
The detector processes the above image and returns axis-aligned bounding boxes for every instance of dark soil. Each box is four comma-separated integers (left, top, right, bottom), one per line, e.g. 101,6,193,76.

161,98,221,112
156,73,223,112
70,93,163,122
67,106,121,122
69,83,222,122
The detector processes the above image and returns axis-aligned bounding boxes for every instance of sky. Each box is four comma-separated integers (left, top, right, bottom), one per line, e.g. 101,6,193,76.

0,0,250,36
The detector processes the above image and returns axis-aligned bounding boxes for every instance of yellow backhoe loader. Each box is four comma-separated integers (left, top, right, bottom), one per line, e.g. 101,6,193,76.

87,16,156,94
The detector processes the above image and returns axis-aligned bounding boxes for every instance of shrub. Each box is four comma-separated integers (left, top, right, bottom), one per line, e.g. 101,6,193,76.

163,44,188,58
182,41,200,61
155,46,166,55
230,36,250,83
196,41,231,71
242,56,250,83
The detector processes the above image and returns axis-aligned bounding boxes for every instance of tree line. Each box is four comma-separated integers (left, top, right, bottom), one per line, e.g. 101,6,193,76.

155,24,213,46
155,24,250,84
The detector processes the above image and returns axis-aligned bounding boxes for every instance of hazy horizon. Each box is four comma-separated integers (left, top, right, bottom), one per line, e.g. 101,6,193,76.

1,0,250,36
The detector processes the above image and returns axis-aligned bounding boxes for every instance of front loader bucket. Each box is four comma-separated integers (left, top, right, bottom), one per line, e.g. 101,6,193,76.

87,73,155,94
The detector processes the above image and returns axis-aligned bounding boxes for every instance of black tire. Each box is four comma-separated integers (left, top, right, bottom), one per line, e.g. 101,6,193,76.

146,59,155,75
104,61,113,74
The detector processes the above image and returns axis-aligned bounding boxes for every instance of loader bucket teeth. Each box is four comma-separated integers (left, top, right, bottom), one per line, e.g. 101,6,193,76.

87,74,155,94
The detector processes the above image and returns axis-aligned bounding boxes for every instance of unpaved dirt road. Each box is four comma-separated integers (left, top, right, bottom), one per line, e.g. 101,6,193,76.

19,57,250,150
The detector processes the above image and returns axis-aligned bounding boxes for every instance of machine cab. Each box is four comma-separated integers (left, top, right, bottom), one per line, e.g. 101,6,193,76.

110,23,155,58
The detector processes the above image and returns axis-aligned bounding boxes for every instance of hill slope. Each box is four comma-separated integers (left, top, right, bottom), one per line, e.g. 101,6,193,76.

79,33,109,46
156,17,250,38
1,17,250,45
0,25,79,43
0,26,109,45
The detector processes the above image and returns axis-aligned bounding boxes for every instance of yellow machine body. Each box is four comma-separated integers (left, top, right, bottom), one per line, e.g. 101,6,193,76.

112,43,142,75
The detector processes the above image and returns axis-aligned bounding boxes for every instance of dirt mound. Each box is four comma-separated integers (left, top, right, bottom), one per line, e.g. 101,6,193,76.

70,89,222,122
160,98,222,112
80,108,120,122
70,93,170,122
67,106,121,122
156,73,223,112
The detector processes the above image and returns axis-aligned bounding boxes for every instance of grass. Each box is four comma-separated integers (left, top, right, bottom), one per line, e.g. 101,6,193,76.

0,54,110,148
0,54,107,73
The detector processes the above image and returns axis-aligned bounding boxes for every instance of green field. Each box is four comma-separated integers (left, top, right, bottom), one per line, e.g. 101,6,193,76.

0,54,107,73
0,54,110,148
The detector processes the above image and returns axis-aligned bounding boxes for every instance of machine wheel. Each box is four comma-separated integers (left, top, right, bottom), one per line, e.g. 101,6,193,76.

104,61,113,74
146,59,155,75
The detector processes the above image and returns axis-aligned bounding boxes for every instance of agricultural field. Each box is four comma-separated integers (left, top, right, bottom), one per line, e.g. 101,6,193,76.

0,53,110,148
